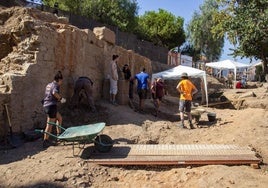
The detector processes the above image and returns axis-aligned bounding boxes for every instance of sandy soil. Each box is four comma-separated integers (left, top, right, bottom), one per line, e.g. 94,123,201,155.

1,82,268,188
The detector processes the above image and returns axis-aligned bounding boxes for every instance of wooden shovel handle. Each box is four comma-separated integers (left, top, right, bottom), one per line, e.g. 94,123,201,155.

4,104,12,133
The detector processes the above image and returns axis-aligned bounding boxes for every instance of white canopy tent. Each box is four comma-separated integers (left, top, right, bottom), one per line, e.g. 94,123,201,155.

152,65,208,106
205,59,250,82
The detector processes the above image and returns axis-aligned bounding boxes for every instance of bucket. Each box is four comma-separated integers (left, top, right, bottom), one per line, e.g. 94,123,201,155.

94,134,114,152
207,112,216,122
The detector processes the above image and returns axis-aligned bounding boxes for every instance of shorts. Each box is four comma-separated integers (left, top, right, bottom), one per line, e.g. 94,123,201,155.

152,93,163,101
137,88,147,99
179,100,192,113
109,79,118,95
44,105,57,118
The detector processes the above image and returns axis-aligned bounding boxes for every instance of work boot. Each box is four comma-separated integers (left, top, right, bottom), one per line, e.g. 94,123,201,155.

43,139,57,148
189,121,195,129
43,140,50,148
112,101,118,106
179,122,186,129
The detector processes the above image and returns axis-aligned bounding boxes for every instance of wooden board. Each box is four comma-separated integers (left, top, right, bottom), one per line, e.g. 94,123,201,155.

84,144,260,166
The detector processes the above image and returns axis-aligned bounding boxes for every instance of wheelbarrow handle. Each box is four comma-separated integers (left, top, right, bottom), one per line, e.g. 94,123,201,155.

47,121,66,131
35,129,58,139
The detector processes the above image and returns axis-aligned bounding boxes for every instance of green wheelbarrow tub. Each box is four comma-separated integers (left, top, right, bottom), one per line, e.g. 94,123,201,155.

57,122,106,142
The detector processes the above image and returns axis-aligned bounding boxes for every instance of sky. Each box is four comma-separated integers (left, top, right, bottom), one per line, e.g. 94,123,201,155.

136,0,254,64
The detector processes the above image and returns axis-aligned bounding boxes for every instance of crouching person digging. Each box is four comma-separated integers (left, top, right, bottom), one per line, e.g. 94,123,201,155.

70,76,96,112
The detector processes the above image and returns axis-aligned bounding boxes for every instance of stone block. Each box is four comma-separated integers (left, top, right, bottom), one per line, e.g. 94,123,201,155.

93,27,115,45
83,29,97,44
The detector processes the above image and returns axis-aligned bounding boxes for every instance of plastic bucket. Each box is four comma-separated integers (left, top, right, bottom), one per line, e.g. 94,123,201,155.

207,112,216,122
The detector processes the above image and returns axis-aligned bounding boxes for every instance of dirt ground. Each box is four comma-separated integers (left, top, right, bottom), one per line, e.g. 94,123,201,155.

0,81,268,188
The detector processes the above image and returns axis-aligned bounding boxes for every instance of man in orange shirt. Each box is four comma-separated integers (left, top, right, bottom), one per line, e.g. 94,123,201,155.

176,72,198,129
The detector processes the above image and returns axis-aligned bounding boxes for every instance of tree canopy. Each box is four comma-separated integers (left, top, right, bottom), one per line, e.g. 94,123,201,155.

187,0,224,62
42,1,185,50
214,0,268,74
43,0,139,32
137,9,185,49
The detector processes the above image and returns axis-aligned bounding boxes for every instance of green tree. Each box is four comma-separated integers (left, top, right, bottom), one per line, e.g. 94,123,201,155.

187,0,224,62
83,0,139,32
42,0,80,13
214,0,268,75
137,9,185,49
43,0,139,32
180,42,201,62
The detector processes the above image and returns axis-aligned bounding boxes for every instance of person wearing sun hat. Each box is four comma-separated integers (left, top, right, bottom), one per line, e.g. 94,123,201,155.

176,72,198,129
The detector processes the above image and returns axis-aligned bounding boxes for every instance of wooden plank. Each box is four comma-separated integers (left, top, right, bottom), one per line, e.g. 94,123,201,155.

202,99,246,108
84,144,261,166
203,100,232,107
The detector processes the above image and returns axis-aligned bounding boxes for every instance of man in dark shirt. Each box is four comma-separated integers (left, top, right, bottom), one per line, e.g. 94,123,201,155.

70,77,96,112
123,64,134,109
43,71,66,148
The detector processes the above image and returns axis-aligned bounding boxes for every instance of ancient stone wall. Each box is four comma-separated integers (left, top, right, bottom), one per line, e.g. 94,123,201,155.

21,4,170,64
0,7,151,135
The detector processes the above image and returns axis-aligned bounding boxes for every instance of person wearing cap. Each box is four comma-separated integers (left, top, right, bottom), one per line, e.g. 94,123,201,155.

151,77,165,116
109,54,119,105
176,72,198,129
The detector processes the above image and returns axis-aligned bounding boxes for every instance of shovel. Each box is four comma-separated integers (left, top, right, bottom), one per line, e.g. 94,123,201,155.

3,104,24,149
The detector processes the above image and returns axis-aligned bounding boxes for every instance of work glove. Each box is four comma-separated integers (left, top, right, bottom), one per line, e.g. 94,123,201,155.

60,98,66,103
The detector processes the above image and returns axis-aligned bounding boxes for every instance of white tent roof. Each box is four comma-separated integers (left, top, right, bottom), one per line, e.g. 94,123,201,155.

205,59,250,70
152,65,208,106
205,59,250,83
152,65,205,80
251,61,262,67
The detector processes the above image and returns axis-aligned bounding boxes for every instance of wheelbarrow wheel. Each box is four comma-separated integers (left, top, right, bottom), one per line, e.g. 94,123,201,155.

94,134,114,153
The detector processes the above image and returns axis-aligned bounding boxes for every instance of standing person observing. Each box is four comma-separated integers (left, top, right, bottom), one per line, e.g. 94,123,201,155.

42,71,66,148
109,54,119,105
151,77,165,117
176,72,198,129
122,64,134,109
227,71,234,88
241,73,247,88
134,68,150,113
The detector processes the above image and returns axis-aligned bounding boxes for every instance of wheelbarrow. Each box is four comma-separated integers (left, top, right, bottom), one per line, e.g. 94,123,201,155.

35,122,114,156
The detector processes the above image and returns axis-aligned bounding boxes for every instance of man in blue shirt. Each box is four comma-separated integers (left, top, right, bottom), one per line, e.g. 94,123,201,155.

134,68,151,112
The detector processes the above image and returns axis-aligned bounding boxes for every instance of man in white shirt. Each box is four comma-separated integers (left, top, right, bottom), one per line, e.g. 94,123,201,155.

109,54,119,105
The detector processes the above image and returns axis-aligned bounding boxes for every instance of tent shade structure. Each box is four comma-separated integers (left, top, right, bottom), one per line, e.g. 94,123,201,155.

205,59,250,69
152,65,208,106
205,60,250,83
